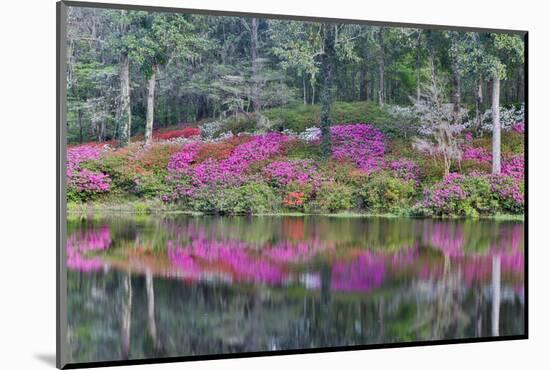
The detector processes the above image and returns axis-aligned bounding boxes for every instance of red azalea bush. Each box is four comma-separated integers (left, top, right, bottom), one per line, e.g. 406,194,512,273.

154,127,201,141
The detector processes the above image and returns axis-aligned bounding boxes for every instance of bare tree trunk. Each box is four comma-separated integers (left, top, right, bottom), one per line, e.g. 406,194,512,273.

320,23,336,157
121,272,132,359
492,255,501,336
491,77,501,174
475,76,483,131
250,17,260,112
99,120,106,142
311,79,315,105
303,75,307,105
378,28,385,107
77,108,83,144
451,65,461,124
145,64,157,146
119,52,131,147
416,47,421,102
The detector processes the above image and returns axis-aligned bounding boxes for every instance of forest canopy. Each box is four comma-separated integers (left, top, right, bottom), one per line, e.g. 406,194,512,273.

66,7,525,145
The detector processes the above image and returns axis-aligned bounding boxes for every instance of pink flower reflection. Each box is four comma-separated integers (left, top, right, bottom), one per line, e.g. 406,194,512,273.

167,238,285,284
331,252,386,293
67,226,111,272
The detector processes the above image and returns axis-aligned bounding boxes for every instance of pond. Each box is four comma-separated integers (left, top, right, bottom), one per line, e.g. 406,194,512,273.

66,215,525,363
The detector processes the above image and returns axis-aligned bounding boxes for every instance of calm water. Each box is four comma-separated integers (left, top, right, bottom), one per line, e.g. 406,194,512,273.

66,215,525,363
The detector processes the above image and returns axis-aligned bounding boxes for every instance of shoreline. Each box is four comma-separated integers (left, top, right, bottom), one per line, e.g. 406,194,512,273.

67,202,524,221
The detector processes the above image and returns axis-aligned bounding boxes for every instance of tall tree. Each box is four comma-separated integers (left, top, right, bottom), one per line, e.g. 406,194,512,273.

319,23,336,157
138,13,209,145
484,34,524,174
377,27,386,106
117,11,132,147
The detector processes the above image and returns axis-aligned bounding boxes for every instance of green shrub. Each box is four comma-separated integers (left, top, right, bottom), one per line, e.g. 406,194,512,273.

418,158,446,186
264,101,394,134
460,159,492,175
191,182,277,214
134,174,170,198
502,131,525,155
356,171,417,214
218,115,258,136
283,140,323,160
314,182,355,212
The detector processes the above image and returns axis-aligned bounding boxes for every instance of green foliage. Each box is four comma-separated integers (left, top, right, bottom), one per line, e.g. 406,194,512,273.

314,182,355,212
190,183,277,214
283,140,323,160
264,101,394,134
502,131,525,155
356,171,417,214
134,174,171,198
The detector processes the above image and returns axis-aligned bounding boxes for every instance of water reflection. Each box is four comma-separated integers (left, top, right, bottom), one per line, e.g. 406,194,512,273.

66,216,525,363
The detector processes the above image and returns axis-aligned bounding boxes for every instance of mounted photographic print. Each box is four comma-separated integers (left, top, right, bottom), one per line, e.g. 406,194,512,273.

56,1,527,368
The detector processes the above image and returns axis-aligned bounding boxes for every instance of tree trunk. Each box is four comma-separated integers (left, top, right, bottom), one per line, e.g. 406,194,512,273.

320,23,336,157
145,64,157,146
378,28,385,106
311,79,315,105
451,64,461,124
77,108,83,144
99,120,106,142
491,77,501,174
360,61,368,101
303,75,307,105
475,76,483,131
250,17,260,112
416,47,421,102
119,52,131,147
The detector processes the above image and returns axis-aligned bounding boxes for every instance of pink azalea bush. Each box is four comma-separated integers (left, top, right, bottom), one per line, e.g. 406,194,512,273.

388,159,420,183
67,145,111,201
512,122,525,134
331,124,385,173
165,133,289,203
262,159,321,188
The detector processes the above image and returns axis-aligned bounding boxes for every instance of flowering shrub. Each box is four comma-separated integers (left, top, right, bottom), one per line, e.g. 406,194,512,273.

502,155,524,180
331,124,385,172
462,146,492,163
154,127,201,141
417,172,523,217
263,159,321,188
283,191,306,208
388,159,420,184
167,142,202,174
512,122,525,134
298,127,321,142
67,145,111,201
165,133,289,203
465,104,524,132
